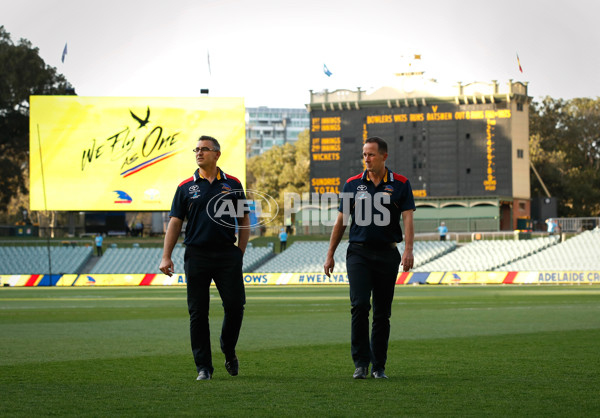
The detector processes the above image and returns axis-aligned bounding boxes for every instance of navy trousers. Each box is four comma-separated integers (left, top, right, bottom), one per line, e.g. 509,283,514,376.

184,245,245,374
346,243,400,372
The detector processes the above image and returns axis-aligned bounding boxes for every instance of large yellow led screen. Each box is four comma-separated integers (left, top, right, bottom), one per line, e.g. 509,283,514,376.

30,96,245,211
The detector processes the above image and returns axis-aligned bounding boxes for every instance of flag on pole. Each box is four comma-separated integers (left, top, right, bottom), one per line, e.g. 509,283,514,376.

323,64,332,77
61,43,68,63
207,50,211,76
516,53,523,73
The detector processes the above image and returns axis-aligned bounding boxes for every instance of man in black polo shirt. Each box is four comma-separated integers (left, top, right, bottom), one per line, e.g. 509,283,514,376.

324,136,415,379
159,135,249,381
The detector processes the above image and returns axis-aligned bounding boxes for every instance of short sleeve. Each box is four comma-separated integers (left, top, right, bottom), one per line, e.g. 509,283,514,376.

235,184,250,216
169,186,187,220
399,179,416,212
338,180,354,213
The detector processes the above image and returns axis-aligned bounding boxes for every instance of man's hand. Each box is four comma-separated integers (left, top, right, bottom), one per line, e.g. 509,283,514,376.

323,212,347,278
159,257,175,277
400,249,414,272
323,255,335,278
159,217,182,278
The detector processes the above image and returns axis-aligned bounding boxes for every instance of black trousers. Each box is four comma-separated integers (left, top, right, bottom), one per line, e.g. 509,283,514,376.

184,245,245,374
346,243,400,372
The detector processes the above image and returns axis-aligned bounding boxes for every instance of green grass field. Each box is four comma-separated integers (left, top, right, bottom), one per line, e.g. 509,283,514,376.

1,286,599,417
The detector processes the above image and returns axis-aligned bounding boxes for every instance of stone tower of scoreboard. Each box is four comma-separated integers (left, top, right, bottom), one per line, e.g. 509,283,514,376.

307,79,531,232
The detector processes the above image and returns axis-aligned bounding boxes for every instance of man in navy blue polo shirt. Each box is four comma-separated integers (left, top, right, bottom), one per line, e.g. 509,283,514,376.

159,135,249,381
324,136,415,380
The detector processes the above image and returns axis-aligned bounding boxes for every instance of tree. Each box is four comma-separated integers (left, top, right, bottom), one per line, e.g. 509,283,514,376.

529,97,600,217
246,130,310,225
0,26,75,217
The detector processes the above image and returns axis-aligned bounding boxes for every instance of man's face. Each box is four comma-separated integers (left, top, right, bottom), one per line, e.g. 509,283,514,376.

195,140,220,169
363,142,387,173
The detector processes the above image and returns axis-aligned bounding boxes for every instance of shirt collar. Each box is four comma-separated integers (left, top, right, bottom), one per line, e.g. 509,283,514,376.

361,168,392,183
193,167,225,182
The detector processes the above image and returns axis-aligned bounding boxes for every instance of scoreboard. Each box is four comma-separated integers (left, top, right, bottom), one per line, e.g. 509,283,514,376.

309,102,515,198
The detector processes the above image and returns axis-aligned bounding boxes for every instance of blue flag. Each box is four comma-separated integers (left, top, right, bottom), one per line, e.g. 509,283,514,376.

61,43,68,63
323,64,332,77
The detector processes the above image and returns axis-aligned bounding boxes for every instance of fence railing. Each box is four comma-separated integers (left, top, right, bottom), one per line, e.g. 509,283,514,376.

2,216,598,240
551,217,600,233
284,217,500,237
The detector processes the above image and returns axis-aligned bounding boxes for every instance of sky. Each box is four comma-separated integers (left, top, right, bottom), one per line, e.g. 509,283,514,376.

3,0,600,108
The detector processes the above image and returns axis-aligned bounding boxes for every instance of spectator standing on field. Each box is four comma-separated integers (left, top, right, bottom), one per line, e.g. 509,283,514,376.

95,234,103,256
437,222,448,241
546,218,557,235
279,228,288,252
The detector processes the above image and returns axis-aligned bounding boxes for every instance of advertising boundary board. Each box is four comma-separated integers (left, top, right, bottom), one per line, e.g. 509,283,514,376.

2,272,600,286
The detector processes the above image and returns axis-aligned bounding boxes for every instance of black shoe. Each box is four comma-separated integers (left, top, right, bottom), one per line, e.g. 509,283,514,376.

353,366,368,379
225,357,239,376
371,370,388,379
196,369,212,380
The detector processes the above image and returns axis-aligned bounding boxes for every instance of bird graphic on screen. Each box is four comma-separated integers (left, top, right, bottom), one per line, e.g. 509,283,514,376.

113,190,133,203
130,107,150,128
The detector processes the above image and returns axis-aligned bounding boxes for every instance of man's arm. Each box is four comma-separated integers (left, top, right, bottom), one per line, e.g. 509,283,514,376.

324,211,348,277
159,217,183,277
401,209,414,272
237,213,250,254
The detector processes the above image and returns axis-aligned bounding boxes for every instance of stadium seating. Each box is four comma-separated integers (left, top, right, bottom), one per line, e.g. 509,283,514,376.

255,240,456,273
414,236,559,272
91,247,173,274
90,244,274,274
3,230,598,276
500,228,600,271
243,244,274,272
258,241,346,273
409,240,457,266
0,245,93,275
